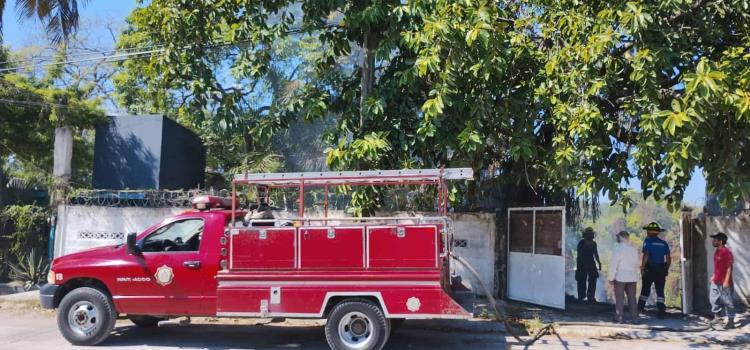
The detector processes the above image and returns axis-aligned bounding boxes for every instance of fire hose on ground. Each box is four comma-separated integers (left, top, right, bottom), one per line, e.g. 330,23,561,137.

449,254,714,347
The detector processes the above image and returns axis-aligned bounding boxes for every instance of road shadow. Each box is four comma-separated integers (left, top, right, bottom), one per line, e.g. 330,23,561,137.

99,321,508,350
102,323,329,349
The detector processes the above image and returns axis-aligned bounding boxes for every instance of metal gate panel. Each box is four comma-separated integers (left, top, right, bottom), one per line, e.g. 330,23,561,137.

680,211,694,315
507,207,565,309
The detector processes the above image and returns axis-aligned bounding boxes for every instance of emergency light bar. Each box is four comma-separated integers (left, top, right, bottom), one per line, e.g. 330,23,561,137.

192,195,237,210
233,168,473,186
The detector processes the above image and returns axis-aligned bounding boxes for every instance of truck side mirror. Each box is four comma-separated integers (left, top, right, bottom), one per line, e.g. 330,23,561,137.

126,232,141,255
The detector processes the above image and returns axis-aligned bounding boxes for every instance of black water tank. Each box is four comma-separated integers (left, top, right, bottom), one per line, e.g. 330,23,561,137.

92,115,206,190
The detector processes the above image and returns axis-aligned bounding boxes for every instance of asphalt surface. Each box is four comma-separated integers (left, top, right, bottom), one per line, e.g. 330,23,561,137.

0,309,508,350
1,307,747,350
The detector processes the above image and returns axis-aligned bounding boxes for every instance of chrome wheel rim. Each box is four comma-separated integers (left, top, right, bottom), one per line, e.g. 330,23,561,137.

67,301,99,337
337,311,375,349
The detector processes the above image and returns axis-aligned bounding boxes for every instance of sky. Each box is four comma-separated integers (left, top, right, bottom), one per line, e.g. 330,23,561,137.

2,1,138,49
0,1,709,206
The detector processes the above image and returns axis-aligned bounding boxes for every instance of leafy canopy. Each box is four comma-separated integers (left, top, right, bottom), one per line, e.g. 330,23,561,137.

116,0,750,209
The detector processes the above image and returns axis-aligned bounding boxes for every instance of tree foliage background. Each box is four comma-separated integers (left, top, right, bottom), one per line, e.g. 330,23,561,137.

568,190,683,307
111,0,750,212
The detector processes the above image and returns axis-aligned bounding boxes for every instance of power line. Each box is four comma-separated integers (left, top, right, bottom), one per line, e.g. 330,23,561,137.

0,46,166,73
0,25,322,73
0,98,72,109
0,44,164,67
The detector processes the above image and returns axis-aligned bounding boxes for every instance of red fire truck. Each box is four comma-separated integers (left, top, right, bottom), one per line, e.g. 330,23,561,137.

41,168,474,349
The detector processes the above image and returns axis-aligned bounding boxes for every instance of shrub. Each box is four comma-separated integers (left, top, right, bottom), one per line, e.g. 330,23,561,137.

0,205,50,257
8,249,48,290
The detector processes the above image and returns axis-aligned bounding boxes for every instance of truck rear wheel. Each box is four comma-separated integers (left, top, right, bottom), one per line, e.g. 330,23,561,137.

57,287,116,346
325,299,389,350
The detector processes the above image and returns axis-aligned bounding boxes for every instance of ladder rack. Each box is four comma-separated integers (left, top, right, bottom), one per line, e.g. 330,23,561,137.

233,168,473,186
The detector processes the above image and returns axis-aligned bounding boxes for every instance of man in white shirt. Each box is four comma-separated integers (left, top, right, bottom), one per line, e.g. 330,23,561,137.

608,231,640,323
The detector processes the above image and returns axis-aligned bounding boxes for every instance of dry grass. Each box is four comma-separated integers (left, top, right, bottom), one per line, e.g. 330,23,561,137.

519,314,545,336
0,298,52,315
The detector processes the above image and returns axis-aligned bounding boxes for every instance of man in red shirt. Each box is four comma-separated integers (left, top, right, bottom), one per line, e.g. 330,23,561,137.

709,232,735,329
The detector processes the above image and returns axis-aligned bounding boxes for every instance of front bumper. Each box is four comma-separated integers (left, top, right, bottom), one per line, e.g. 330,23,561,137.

39,283,58,309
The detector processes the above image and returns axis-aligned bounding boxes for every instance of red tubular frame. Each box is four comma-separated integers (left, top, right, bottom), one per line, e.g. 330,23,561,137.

231,174,450,225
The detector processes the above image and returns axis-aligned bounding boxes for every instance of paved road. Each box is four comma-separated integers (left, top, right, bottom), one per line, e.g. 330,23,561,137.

1,308,746,350
0,309,507,350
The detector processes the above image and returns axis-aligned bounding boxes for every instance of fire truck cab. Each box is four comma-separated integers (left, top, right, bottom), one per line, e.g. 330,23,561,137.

41,168,474,350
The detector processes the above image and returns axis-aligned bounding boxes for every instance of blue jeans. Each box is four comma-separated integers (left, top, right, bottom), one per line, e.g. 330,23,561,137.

710,283,735,321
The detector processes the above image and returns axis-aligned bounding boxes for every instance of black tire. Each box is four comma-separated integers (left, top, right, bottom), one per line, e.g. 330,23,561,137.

389,318,405,333
57,287,117,346
325,299,390,350
128,315,164,327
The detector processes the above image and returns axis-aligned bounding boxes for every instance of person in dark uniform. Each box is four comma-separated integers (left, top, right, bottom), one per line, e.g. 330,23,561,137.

576,227,602,303
638,222,672,318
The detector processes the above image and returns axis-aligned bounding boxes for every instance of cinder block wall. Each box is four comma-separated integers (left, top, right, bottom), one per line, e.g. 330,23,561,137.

449,212,498,295
704,216,750,310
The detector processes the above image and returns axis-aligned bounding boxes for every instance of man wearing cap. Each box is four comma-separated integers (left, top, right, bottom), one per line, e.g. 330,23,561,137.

638,222,671,318
709,232,735,329
576,227,602,303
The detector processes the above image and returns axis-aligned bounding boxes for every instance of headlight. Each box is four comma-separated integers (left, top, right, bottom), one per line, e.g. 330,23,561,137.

47,269,56,285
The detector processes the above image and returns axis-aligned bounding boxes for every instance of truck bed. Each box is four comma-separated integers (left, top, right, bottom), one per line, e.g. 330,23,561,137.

215,219,470,319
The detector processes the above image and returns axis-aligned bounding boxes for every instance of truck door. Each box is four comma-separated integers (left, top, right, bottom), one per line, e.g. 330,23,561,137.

117,217,213,315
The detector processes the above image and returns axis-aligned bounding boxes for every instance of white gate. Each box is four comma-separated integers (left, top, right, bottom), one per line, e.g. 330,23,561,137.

507,207,565,309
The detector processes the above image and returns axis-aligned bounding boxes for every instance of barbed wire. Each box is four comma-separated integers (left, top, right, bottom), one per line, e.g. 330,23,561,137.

64,188,230,207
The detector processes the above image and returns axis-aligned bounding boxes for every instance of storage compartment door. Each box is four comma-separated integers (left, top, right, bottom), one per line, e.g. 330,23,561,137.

230,228,296,269
368,225,438,269
299,227,365,269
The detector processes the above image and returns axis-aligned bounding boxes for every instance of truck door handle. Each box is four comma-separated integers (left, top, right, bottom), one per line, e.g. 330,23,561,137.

183,261,201,269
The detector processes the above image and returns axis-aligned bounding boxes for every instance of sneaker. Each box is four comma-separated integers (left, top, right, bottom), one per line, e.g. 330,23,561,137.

724,320,735,330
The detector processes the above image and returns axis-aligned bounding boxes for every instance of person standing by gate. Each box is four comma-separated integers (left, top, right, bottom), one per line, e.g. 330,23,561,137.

608,231,640,323
576,227,601,303
709,232,735,329
638,222,671,319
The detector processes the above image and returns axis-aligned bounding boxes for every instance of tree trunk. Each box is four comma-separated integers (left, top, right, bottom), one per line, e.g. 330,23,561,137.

359,30,378,130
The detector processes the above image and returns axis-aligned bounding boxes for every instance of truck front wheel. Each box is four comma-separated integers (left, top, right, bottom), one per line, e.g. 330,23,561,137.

325,299,389,350
57,287,117,346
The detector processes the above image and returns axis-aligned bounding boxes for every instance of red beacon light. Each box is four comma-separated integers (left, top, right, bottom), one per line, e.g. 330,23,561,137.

192,195,237,211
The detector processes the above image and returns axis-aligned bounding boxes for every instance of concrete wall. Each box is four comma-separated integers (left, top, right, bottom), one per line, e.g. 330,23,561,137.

449,212,497,294
54,205,188,257
705,216,750,308
375,211,498,295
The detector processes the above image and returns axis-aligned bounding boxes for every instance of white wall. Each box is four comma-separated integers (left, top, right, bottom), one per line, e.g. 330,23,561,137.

705,216,750,307
449,212,497,294
54,205,188,257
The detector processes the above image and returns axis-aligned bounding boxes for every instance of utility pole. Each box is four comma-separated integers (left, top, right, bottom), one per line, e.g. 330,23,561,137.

50,94,71,260
51,95,72,205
